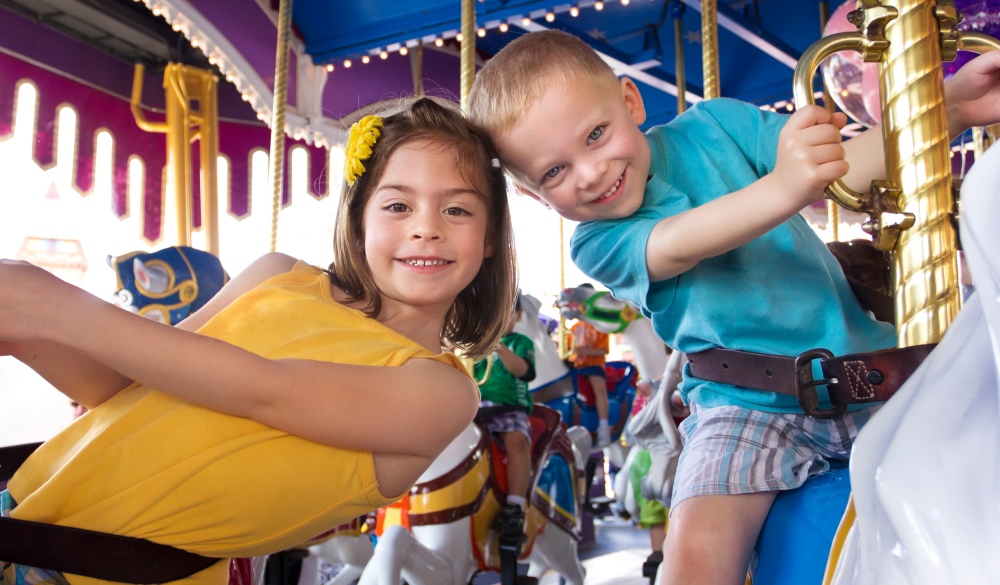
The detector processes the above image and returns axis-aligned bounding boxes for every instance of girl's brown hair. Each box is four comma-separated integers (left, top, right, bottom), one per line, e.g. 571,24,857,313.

328,97,517,361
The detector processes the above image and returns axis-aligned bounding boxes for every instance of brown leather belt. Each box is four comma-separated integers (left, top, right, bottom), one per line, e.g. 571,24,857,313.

687,344,935,418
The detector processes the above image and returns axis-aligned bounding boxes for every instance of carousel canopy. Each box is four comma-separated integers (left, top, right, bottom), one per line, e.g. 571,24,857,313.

0,0,845,145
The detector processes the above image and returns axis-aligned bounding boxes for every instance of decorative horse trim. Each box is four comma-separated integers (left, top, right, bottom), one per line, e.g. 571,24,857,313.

532,490,580,539
406,433,498,527
408,482,492,527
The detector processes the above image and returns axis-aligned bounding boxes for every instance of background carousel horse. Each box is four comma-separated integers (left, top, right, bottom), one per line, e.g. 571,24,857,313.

109,245,230,325
357,406,591,585
518,290,659,461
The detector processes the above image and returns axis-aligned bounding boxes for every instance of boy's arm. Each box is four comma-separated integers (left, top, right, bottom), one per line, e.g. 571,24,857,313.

645,105,848,281
496,343,532,379
843,51,1000,191
0,257,478,459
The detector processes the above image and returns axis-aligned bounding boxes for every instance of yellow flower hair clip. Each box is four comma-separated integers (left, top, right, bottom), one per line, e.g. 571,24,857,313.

344,115,383,185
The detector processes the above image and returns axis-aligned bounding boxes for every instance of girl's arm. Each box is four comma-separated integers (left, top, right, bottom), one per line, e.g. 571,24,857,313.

1,253,295,409
0,256,478,458
6,340,134,409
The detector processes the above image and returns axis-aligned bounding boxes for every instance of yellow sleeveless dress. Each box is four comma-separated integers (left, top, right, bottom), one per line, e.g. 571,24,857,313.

7,262,467,585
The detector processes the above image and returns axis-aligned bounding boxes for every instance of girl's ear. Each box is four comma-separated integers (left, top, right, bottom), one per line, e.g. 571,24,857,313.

621,77,647,126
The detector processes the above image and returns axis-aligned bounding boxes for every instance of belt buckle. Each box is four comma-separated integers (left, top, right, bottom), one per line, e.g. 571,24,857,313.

794,348,846,419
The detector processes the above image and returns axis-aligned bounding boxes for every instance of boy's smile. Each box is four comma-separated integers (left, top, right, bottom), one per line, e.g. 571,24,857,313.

494,75,651,223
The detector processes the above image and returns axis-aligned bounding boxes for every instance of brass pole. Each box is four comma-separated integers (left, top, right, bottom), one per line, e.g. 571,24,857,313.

130,64,168,133
414,40,425,97
881,0,958,346
165,64,193,246
460,0,475,112
701,0,720,99
972,123,999,159
558,217,568,358
673,3,687,114
818,0,840,241
269,0,293,253
195,69,220,256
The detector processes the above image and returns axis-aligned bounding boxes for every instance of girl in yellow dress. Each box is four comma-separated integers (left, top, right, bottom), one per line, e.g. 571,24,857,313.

0,97,517,585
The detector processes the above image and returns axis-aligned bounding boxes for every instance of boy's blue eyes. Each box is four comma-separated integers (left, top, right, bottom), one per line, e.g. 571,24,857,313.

541,126,606,183
542,124,607,182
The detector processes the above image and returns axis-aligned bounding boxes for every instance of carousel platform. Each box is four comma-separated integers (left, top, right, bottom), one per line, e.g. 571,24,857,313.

473,514,654,585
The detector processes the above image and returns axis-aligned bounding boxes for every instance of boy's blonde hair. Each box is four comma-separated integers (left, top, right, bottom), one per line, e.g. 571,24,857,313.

468,30,620,139
328,97,517,361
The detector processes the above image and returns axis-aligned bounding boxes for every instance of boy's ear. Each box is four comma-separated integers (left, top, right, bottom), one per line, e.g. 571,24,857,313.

620,77,647,126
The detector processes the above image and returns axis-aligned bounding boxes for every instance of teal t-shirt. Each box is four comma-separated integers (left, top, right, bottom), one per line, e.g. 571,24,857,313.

570,98,896,413
474,332,536,412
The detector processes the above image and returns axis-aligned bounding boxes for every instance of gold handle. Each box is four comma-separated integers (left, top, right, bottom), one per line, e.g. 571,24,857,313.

793,33,872,212
958,32,1000,54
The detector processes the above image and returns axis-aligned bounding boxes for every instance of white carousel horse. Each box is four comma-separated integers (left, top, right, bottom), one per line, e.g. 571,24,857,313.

299,517,373,585
555,286,668,384
357,409,591,585
516,292,643,464
829,143,1000,584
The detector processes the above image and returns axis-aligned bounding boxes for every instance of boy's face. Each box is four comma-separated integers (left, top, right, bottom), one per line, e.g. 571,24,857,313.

494,75,651,223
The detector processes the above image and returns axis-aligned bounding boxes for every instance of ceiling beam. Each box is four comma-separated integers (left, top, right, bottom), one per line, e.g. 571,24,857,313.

680,0,800,69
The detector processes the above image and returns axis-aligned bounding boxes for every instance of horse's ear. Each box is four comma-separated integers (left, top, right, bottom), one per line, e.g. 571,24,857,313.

133,258,169,294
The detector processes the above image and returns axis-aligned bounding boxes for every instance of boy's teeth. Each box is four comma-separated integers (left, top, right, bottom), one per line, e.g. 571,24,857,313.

599,177,622,199
406,259,447,267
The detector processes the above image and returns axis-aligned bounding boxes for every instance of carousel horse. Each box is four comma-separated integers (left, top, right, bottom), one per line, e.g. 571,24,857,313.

357,406,591,585
556,286,668,386
298,517,374,585
825,142,1000,584
109,245,229,325
516,291,651,461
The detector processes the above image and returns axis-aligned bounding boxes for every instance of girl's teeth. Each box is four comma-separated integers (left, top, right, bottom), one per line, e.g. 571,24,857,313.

407,259,446,267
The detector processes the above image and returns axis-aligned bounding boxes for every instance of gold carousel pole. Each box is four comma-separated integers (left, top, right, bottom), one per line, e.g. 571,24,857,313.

701,0,721,100
460,0,475,112
269,0,293,253
818,0,841,241
196,70,220,256
972,123,999,159
557,218,568,357
674,2,687,114
164,64,194,246
881,0,959,346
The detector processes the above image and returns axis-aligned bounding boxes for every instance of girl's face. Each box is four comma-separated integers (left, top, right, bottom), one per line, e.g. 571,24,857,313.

363,140,493,316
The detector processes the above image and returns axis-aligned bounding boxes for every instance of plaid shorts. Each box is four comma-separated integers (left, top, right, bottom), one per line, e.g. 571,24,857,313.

670,404,877,509
478,405,532,443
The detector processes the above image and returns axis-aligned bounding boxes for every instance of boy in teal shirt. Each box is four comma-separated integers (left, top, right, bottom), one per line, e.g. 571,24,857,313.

469,29,1000,584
